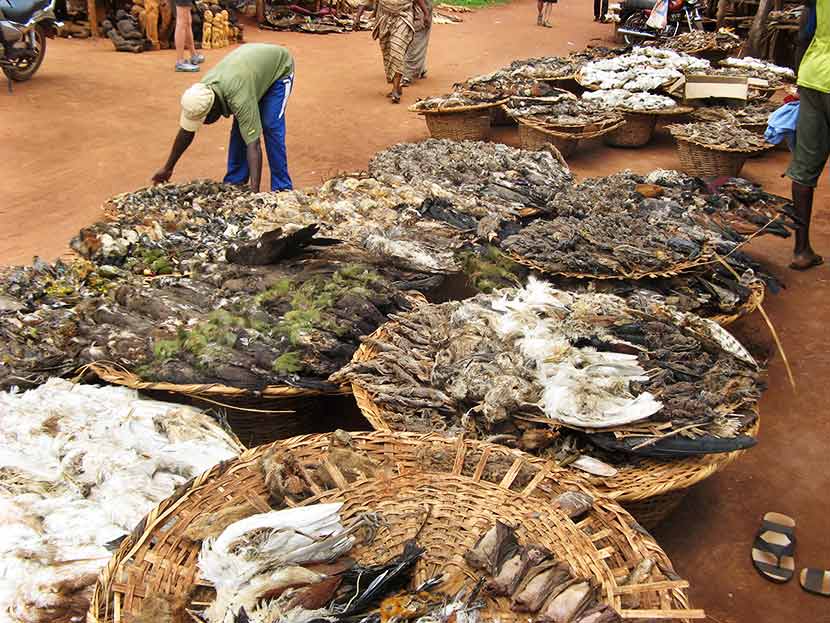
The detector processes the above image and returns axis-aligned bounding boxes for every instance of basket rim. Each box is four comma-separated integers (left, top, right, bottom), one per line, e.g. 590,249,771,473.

671,133,774,154
409,99,509,114
517,116,626,140
85,361,350,399
349,322,761,504
709,280,765,326
88,431,703,623
616,105,694,116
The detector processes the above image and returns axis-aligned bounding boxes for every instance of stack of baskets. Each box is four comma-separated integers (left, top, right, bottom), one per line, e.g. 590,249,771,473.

349,323,760,530
87,432,705,623
410,100,506,141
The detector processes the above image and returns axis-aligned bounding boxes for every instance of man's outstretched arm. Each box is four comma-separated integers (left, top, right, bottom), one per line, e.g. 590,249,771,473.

246,140,263,192
152,128,195,184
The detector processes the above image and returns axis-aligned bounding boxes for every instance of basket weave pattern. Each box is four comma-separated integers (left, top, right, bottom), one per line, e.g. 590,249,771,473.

675,137,750,178
518,117,624,157
88,432,703,623
424,111,492,141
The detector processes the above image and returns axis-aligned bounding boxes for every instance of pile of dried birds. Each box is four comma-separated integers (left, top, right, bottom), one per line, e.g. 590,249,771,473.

719,56,795,82
247,175,476,273
410,91,505,111
261,4,373,34
500,171,788,278
465,520,623,622
0,379,241,623
581,89,679,111
1,182,440,392
368,139,573,218
579,47,710,92
690,101,778,127
333,279,763,461
193,501,485,623
504,98,622,128
667,121,771,150
646,30,741,55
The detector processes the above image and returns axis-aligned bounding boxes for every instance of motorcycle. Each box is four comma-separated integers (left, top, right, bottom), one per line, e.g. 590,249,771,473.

0,0,61,85
617,0,703,45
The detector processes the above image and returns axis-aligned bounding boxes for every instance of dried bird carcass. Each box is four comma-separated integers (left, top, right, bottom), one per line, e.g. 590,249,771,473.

505,98,621,129
410,91,505,111
368,139,573,218
0,379,241,623
645,30,741,56
719,56,795,82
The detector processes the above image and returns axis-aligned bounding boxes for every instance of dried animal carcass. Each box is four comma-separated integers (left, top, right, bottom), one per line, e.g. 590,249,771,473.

504,98,621,128
719,56,795,82
411,91,506,111
645,30,741,56
333,279,763,458
368,139,573,217
581,89,678,112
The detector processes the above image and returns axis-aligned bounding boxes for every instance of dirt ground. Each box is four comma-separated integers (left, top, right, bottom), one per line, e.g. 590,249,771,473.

2,1,830,621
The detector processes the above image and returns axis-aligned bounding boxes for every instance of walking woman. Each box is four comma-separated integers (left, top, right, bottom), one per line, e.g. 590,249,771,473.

355,0,430,103
403,0,432,85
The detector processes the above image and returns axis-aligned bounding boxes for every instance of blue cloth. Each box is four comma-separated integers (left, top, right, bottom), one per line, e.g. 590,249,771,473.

765,100,800,150
225,73,294,191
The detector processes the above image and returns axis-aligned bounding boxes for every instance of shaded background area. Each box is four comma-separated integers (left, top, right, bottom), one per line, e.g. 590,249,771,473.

2,1,829,621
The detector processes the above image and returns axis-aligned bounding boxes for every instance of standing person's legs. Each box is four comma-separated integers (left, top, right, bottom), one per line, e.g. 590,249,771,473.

260,75,294,191
174,2,198,69
537,0,543,24
185,8,198,59
594,0,600,19
224,120,251,185
786,87,830,270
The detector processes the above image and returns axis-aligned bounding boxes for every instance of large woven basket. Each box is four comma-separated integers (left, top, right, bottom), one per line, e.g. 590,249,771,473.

604,112,658,147
517,117,624,158
88,432,704,623
412,101,503,141
674,136,771,178
350,324,760,529
490,105,517,127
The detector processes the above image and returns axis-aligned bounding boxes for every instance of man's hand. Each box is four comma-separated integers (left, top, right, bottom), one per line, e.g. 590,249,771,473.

152,167,173,185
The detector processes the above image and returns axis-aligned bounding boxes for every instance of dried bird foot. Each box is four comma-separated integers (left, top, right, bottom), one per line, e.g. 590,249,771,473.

789,251,823,271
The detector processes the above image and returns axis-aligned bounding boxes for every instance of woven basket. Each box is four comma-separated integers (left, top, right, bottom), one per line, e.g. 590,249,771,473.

709,280,765,326
604,112,659,147
518,117,624,158
674,136,768,178
350,325,760,529
424,110,492,141
490,105,517,127
88,432,704,623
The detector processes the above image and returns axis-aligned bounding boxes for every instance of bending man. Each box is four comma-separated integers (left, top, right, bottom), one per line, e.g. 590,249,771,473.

153,43,295,192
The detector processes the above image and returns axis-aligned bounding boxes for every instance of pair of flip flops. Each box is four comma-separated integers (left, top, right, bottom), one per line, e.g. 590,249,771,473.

751,512,830,596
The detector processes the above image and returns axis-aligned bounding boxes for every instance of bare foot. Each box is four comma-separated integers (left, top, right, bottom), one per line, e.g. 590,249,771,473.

790,251,824,271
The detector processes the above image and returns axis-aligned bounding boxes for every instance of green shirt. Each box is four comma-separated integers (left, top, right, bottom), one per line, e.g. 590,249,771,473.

202,44,294,145
798,0,830,93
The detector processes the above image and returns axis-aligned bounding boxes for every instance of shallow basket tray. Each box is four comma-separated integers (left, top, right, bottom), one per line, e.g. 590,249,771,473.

88,431,703,623
411,100,506,141
517,116,624,158
673,135,773,178
506,249,714,281
350,324,760,529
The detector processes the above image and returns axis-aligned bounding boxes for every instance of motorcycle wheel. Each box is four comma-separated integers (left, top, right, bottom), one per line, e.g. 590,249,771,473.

622,12,650,45
2,25,46,82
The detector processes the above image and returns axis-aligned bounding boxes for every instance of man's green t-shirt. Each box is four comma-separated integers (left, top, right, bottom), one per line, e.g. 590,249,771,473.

798,0,830,93
202,44,294,145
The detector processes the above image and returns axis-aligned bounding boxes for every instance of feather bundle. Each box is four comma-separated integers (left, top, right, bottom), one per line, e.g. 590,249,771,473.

0,379,241,623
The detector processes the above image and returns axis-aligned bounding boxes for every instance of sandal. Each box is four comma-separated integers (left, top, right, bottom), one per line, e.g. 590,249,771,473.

800,569,830,597
751,512,796,583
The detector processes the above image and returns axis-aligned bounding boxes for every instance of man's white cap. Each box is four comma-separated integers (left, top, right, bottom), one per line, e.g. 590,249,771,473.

179,83,215,132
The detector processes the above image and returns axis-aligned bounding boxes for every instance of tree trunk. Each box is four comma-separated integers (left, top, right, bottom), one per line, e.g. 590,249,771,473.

744,0,774,58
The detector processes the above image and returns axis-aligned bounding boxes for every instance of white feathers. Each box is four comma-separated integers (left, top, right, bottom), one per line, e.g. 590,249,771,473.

0,379,241,623
720,56,795,79
470,278,663,428
199,503,346,590
580,47,709,92
583,89,677,111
